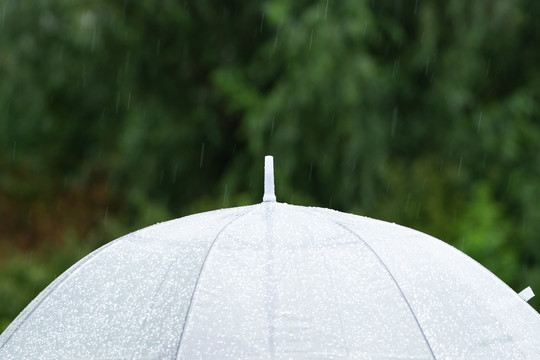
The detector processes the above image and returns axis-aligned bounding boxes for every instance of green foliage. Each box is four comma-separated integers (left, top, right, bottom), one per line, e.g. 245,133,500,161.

457,183,517,280
2,0,540,331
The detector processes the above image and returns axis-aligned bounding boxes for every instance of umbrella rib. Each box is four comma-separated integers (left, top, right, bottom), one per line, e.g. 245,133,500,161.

174,207,257,359
304,208,438,360
130,258,179,360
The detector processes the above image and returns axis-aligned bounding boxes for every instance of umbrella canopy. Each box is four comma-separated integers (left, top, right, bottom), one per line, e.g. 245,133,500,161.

1,157,540,359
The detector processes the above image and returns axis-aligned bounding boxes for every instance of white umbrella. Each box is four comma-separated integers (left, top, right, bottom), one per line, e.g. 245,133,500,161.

1,156,539,359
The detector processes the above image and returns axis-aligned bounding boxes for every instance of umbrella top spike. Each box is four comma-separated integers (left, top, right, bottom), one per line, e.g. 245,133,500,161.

263,155,276,202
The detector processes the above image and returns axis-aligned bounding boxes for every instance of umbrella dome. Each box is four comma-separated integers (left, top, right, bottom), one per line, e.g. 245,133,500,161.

1,157,540,359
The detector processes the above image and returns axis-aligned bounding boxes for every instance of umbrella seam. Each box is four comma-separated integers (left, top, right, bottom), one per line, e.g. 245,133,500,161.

264,202,277,358
174,206,258,359
304,208,438,360
0,236,127,350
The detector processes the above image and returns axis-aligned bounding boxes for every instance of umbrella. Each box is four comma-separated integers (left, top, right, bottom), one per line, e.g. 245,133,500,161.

1,156,539,359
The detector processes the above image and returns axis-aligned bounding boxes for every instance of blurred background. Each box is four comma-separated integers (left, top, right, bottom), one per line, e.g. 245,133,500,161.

1,0,539,331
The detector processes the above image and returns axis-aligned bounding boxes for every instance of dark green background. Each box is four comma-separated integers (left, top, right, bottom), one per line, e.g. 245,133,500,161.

1,0,540,331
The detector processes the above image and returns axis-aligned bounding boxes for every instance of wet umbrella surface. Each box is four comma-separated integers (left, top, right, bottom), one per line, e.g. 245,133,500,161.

1,157,540,359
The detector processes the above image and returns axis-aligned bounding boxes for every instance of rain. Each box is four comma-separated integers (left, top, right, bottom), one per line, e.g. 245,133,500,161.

1,0,540,358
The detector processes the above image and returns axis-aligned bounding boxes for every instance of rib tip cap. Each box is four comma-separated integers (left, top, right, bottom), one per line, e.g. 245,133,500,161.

519,286,535,302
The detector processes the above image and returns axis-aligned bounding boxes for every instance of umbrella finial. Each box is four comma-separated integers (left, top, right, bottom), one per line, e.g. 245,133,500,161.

263,155,276,202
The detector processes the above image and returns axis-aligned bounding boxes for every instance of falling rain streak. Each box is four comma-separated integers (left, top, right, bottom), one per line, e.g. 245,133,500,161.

272,26,280,54
2,5,5,28
405,193,411,211
126,92,131,111
200,142,205,168
392,58,400,78
82,66,87,88
223,184,228,206
91,27,97,52
477,112,483,133
115,92,120,113
325,0,329,20
124,51,130,74
391,108,397,139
